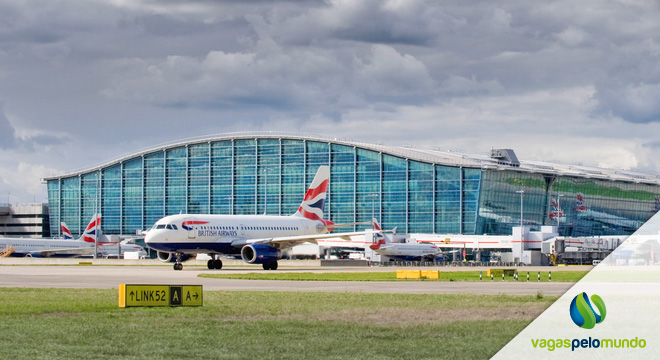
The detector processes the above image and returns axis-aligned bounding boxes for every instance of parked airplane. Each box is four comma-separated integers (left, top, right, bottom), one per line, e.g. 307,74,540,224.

61,221,147,258
368,219,442,261
145,166,373,270
0,215,101,257
574,193,643,230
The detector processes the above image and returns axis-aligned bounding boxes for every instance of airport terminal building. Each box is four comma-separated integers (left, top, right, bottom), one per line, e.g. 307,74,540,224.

44,132,660,239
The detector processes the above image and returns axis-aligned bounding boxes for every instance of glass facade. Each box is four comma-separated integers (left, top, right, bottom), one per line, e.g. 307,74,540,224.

45,137,660,237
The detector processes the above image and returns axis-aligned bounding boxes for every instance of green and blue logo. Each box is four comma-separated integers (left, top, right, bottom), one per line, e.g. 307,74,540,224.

570,292,606,329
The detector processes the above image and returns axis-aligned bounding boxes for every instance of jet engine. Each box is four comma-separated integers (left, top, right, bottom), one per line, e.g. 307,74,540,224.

157,251,193,263
240,244,281,264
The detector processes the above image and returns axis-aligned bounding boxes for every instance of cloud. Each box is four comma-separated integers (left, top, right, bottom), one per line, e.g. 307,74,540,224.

594,83,660,123
3,0,660,202
0,104,17,149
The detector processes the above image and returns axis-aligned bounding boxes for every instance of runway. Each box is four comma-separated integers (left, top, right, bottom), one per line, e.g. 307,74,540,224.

0,265,575,296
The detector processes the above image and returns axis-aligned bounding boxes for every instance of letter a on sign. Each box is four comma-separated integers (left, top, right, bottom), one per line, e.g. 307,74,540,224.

170,286,182,306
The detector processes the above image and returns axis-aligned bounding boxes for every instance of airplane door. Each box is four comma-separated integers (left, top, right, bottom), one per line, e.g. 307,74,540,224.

184,219,197,240
240,224,245,236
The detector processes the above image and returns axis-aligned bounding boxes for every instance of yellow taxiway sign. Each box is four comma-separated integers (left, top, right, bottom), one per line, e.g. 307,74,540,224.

119,284,203,307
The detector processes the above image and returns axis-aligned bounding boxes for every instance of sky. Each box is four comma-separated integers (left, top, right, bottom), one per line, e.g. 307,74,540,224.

2,0,660,203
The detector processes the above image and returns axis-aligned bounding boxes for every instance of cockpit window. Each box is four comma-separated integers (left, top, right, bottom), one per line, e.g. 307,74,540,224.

171,224,178,230
166,224,173,230
155,224,166,229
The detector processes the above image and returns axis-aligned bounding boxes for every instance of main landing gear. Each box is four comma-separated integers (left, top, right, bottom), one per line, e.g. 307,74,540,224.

207,255,223,270
262,261,278,270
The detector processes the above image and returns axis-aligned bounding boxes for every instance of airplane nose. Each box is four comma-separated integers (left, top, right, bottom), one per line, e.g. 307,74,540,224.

144,231,155,244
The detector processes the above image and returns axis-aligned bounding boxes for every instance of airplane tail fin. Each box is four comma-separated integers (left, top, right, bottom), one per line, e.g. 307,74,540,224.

293,166,330,221
80,214,102,243
61,222,73,240
369,218,387,250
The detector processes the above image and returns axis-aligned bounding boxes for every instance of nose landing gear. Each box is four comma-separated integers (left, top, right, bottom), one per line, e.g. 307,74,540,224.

173,253,184,270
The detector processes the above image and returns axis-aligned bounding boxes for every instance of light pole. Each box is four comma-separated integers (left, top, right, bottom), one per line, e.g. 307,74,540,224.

262,168,269,215
516,189,524,264
556,193,565,227
223,196,233,215
367,193,379,242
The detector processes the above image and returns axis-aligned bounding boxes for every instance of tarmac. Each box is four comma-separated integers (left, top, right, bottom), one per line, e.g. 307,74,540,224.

0,259,583,296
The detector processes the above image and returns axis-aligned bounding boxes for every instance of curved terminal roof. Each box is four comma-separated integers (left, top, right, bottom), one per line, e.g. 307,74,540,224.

43,131,660,185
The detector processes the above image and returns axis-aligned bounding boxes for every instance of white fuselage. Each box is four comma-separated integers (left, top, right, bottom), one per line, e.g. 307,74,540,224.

144,214,326,255
372,242,442,258
96,242,147,258
0,237,92,257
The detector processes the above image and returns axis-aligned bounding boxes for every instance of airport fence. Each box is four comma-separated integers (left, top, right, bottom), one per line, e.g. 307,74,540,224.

368,261,526,267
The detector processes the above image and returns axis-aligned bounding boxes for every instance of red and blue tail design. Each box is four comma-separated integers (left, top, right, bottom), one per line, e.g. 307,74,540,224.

82,214,102,243
369,218,386,250
61,223,73,240
294,166,330,221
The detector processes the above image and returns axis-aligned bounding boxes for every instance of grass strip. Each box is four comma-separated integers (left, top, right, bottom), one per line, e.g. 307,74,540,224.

199,270,588,282
0,288,557,359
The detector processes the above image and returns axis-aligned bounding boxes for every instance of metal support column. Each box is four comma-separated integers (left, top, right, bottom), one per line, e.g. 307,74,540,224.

405,158,409,234
162,150,166,217
141,155,145,231
207,141,212,214
278,139,282,216
78,175,82,235
254,139,258,215
353,146,357,231
185,145,189,214
120,161,124,233
459,167,464,235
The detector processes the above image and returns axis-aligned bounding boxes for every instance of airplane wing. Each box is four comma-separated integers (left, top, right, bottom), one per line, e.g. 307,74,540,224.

31,246,95,258
231,230,378,250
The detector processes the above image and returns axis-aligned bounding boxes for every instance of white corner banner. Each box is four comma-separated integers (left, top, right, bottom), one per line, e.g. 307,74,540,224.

492,211,660,359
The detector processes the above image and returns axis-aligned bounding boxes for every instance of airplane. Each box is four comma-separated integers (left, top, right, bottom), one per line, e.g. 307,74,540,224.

0,215,101,258
144,166,375,270
574,193,643,230
368,219,443,261
60,221,147,258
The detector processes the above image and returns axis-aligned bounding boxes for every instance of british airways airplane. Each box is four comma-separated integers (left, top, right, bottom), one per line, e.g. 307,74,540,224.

145,166,370,270
60,221,146,258
368,219,442,261
0,215,101,257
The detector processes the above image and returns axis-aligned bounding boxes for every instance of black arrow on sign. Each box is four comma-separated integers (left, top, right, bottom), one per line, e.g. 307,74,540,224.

130,291,135,301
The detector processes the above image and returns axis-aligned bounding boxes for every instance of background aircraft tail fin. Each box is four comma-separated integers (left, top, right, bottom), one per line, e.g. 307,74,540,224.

61,222,73,240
